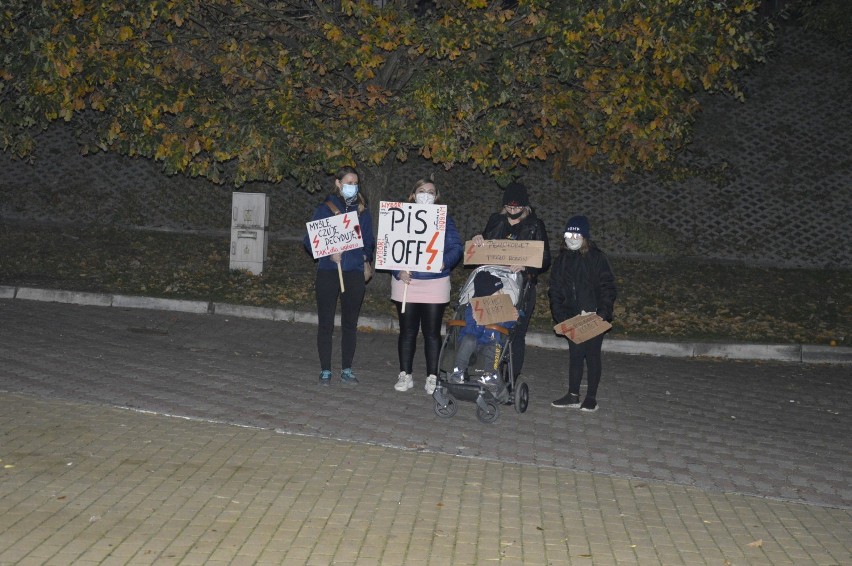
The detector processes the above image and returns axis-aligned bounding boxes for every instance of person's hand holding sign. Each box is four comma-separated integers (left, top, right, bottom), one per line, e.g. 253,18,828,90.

399,270,412,284
330,253,342,264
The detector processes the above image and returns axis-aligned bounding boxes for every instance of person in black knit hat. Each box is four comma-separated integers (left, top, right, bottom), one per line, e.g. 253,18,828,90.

470,181,551,381
548,215,617,412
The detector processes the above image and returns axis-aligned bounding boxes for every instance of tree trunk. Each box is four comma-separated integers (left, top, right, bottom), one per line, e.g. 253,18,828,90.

359,161,399,301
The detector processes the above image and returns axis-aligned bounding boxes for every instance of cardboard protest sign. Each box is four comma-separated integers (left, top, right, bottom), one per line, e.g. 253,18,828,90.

305,212,364,259
375,201,447,272
554,313,612,344
463,239,544,268
471,294,518,326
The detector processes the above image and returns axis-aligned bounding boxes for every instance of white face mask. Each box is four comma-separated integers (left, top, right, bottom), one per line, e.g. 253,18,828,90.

341,183,359,199
564,234,583,250
415,192,435,205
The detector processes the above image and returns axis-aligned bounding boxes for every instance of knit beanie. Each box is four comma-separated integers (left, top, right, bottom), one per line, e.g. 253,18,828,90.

473,271,503,298
501,182,529,207
564,215,590,238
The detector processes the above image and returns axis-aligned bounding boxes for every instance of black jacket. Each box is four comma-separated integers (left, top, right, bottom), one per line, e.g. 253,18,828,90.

481,209,551,282
548,243,617,323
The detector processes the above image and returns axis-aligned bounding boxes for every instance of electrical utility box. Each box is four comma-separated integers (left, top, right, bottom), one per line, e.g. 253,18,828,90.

229,192,270,275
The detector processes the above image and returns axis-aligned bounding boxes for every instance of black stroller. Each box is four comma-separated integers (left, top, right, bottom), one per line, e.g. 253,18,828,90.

432,265,531,423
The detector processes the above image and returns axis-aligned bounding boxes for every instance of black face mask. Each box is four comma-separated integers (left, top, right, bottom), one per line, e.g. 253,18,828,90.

507,210,524,220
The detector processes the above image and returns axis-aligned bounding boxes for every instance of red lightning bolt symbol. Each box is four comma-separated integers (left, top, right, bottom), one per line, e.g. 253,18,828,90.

342,214,351,229
473,299,485,323
312,234,320,248
425,232,439,269
465,242,476,263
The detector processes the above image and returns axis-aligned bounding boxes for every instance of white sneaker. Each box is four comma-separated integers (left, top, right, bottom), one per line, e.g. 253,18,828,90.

425,374,437,394
394,371,413,392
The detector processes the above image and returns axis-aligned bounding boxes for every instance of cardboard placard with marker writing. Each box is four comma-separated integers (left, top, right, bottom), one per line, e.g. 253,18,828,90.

471,294,518,326
463,240,544,268
554,313,612,344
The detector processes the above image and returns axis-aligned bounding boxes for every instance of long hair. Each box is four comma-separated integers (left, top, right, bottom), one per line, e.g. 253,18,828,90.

407,174,441,203
334,165,366,213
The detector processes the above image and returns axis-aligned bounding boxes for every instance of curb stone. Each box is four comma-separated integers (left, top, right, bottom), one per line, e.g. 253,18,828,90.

15,287,112,307
213,303,281,321
112,294,210,313
5,285,851,365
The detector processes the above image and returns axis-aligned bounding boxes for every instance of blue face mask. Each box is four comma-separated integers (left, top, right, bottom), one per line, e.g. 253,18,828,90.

341,183,359,199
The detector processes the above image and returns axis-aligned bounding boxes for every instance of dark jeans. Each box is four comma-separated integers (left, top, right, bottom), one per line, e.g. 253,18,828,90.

511,283,537,377
567,333,605,399
453,334,502,373
315,269,366,371
394,301,447,376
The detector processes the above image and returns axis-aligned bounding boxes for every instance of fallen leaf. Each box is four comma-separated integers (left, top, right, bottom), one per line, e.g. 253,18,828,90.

747,539,763,548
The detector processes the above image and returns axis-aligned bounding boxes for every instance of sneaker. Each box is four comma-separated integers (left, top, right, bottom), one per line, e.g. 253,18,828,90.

449,368,464,384
425,374,437,394
477,373,499,386
551,393,581,408
340,368,359,385
394,371,414,392
319,370,332,386
580,397,598,412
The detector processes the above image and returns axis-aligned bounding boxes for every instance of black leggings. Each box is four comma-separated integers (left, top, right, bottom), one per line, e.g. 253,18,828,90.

394,301,447,376
567,333,605,399
316,269,366,371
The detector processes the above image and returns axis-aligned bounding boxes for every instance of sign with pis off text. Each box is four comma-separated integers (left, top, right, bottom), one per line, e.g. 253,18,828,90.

463,240,544,268
554,313,612,344
375,201,447,272
471,294,518,327
306,212,364,259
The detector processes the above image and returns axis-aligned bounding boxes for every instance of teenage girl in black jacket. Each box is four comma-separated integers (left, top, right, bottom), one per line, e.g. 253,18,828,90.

548,215,616,412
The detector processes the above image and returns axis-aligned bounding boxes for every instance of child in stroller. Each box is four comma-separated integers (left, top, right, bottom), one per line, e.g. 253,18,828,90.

449,270,518,392
433,265,531,423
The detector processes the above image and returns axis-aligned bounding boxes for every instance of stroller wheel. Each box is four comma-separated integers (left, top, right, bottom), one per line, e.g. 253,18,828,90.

513,378,529,414
434,397,458,418
475,399,500,424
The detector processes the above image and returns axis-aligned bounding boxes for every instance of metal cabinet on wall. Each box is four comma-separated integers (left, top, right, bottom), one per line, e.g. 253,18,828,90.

229,192,269,275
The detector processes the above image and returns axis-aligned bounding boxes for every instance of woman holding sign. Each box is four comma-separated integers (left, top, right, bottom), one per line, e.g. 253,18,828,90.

471,181,551,381
303,166,375,386
391,178,463,395
548,215,617,412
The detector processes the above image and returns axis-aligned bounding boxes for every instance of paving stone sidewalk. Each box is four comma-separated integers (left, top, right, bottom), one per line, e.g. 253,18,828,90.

1,299,850,564
1,394,850,565
1,299,849,508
